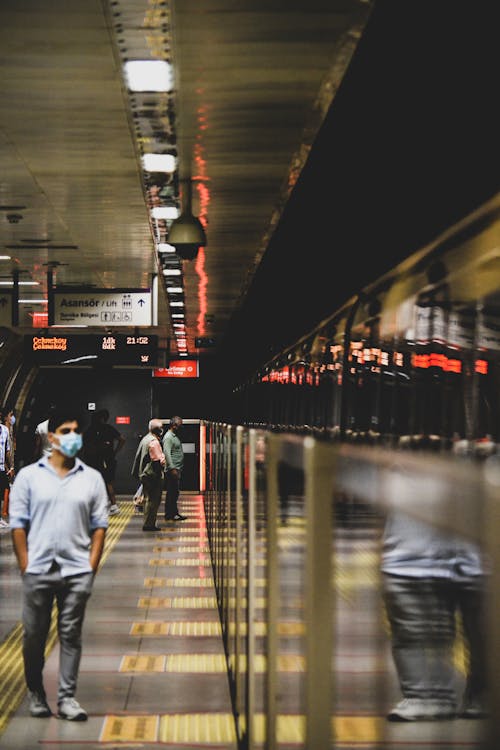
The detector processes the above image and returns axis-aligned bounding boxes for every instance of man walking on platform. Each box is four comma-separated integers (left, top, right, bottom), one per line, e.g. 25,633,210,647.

10,407,108,721
162,416,187,521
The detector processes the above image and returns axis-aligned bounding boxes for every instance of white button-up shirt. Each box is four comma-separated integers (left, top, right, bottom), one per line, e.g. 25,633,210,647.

9,457,109,576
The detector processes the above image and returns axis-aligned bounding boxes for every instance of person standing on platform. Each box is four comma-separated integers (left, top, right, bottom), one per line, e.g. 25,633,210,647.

9,406,108,721
162,416,187,521
83,409,125,516
34,405,56,460
131,418,166,531
0,407,14,528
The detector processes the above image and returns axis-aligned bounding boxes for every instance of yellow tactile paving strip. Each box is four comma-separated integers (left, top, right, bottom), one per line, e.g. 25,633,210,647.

138,596,218,608
120,654,167,672
120,653,305,673
144,576,215,587
149,557,211,566
154,535,208,543
100,714,160,742
100,713,385,744
227,621,305,637
130,621,222,636
0,501,134,737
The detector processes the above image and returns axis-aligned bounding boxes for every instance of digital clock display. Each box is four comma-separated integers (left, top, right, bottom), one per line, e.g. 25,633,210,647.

25,334,158,367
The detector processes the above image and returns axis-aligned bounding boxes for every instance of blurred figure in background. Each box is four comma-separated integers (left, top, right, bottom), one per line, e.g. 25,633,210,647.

382,439,489,722
83,409,125,516
34,407,55,461
0,406,14,528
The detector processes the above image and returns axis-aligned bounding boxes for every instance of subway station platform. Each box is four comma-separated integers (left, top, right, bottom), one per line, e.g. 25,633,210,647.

0,488,490,749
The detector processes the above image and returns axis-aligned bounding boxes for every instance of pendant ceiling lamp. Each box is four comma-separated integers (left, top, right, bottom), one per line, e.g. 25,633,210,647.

168,179,207,260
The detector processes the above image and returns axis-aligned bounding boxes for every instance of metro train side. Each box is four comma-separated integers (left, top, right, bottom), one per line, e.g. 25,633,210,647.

233,194,500,453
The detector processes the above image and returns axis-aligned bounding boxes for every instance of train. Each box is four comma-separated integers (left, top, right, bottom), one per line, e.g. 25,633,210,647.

232,193,500,455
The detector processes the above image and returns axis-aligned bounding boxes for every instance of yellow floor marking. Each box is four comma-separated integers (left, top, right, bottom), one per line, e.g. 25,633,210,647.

138,596,217,608
228,654,305,673
334,715,385,742
159,713,237,744
100,712,384,743
154,535,208,543
153,545,210,553
228,621,304,637
100,714,159,742
150,557,211,566
120,654,166,672
165,653,228,672
144,576,215,587
130,621,222,636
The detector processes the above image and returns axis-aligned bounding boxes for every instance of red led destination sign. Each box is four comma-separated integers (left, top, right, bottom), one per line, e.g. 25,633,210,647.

153,360,199,378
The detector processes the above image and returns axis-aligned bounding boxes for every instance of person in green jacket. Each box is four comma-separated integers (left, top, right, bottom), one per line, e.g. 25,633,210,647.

162,416,187,521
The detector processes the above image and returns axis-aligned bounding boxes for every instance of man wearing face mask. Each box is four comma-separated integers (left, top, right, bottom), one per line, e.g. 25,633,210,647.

9,407,108,722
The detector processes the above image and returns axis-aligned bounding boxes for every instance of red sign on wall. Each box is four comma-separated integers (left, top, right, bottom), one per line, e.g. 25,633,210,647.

116,416,130,424
153,360,199,378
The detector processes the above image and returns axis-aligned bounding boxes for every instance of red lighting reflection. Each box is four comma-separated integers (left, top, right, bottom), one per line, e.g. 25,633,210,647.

193,99,211,337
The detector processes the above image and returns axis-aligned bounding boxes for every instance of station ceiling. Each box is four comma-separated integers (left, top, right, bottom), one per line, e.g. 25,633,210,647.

0,1,497,387
0,0,372,373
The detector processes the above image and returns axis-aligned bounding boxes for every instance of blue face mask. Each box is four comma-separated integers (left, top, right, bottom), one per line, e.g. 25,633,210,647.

57,431,83,458
10,415,15,426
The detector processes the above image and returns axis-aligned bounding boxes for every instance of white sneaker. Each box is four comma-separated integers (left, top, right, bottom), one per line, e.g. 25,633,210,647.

29,691,52,717
387,697,454,721
108,504,120,516
57,697,87,721
0,518,9,528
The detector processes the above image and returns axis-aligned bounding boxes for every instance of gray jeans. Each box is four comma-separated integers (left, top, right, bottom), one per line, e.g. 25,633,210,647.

383,574,486,704
22,566,93,703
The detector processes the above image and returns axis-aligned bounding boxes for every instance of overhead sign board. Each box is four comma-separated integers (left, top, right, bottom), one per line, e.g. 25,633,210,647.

53,287,152,326
25,333,158,367
153,360,199,378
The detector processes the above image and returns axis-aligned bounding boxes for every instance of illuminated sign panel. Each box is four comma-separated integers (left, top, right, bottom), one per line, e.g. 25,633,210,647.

24,334,158,367
53,288,152,326
153,360,199,378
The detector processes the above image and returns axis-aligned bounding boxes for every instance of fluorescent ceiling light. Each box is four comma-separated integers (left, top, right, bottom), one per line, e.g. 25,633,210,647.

157,243,176,253
18,299,46,304
167,286,183,293
124,60,172,92
143,154,176,173
163,269,181,276
0,255,11,260
169,301,184,307
151,206,179,220
171,313,184,319
0,280,39,286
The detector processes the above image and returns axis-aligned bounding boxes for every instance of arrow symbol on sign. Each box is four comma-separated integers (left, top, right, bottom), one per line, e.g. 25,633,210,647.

138,299,146,307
